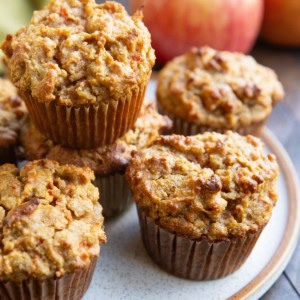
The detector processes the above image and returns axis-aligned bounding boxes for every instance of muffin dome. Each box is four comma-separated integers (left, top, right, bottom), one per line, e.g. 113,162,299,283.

2,0,155,105
126,131,279,240
157,47,284,131
0,159,106,282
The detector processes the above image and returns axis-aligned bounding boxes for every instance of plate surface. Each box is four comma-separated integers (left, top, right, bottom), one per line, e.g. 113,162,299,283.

84,81,300,300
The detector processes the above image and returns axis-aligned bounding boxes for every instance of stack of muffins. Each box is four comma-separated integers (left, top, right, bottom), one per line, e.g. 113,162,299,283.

0,0,169,299
19,101,171,216
2,0,173,219
0,0,285,298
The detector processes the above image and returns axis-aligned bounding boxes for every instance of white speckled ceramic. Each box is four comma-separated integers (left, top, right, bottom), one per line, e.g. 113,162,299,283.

83,80,300,300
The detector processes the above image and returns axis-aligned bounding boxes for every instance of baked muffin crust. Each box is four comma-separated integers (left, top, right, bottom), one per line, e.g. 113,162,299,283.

126,132,279,240
0,79,27,148
0,159,106,282
20,102,172,176
157,47,284,130
2,0,155,105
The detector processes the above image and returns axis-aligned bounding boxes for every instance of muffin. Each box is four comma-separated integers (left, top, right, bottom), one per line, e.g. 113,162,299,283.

0,159,106,300
2,0,155,149
157,47,284,136
126,131,279,280
20,102,172,217
0,78,27,164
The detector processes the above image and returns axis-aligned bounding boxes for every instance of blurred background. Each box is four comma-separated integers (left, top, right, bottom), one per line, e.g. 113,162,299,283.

1,0,300,298
1,0,299,66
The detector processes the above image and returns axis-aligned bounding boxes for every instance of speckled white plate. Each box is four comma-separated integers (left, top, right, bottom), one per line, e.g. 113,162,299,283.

83,80,300,300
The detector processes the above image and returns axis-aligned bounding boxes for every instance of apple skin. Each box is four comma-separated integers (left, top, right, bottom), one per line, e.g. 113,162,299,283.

130,0,264,63
261,0,300,47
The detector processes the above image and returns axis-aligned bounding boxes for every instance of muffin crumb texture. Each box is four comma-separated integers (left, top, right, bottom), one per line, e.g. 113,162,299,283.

2,0,155,105
0,78,27,148
126,132,279,240
157,47,284,130
21,102,172,176
0,159,106,282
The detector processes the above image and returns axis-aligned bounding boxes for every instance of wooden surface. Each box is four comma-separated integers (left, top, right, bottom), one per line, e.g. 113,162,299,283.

252,46,300,299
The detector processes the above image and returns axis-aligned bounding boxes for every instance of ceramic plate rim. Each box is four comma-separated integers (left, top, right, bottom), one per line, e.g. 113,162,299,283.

229,127,300,299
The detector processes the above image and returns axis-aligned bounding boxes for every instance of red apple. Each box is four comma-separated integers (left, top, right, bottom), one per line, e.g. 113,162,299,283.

131,0,264,63
261,0,300,47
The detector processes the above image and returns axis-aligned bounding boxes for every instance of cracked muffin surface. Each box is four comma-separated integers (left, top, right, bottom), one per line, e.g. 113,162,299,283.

20,102,172,176
157,47,284,130
0,159,106,282
126,131,279,240
2,0,155,105
0,78,27,148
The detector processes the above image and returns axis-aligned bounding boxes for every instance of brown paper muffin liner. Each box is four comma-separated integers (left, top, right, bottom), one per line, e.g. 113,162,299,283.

158,104,265,136
0,146,16,165
95,172,132,218
22,80,148,149
0,256,97,300
137,207,264,280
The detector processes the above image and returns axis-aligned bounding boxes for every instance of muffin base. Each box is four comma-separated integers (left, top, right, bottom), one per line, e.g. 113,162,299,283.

158,104,265,136
22,80,148,149
95,173,132,218
0,257,97,300
137,207,264,280
0,146,16,165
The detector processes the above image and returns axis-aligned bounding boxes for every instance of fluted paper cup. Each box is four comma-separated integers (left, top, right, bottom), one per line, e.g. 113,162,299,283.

137,207,264,280
22,79,148,149
158,104,265,136
0,256,97,300
95,173,132,218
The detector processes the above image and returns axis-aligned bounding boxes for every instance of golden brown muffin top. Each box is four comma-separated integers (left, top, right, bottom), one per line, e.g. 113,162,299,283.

21,102,172,176
157,47,284,130
2,0,155,105
0,79,27,148
126,132,279,241
0,159,106,282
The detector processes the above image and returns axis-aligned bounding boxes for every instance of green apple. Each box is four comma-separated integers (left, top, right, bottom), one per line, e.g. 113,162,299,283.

0,0,34,73
0,0,33,38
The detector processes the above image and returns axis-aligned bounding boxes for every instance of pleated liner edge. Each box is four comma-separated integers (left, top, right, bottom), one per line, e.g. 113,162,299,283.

23,78,149,149
95,172,132,218
0,256,97,300
158,103,265,136
137,207,264,280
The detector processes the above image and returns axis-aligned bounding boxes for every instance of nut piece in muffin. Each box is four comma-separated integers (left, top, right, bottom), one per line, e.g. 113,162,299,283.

157,47,284,135
20,101,172,217
0,159,106,299
126,131,279,279
0,78,27,164
2,0,155,148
